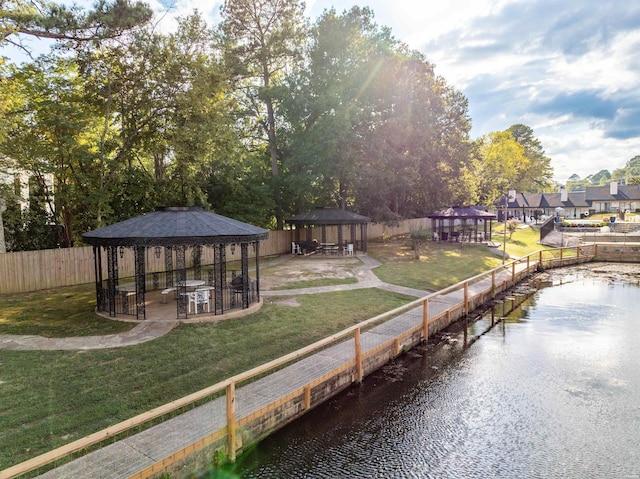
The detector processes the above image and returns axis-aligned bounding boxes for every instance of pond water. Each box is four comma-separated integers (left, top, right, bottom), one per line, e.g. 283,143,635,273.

223,267,640,479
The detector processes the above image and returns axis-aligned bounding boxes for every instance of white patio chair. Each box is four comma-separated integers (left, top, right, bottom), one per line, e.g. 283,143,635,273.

345,244,354,256
188,289,210,314
291,242,302,255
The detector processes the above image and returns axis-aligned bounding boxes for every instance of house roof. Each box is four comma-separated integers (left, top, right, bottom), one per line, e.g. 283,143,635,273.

585,184,640,201
495,193,529,208
496,191,589,209
285,207,370,225
82,207,269,247
538,191,589,208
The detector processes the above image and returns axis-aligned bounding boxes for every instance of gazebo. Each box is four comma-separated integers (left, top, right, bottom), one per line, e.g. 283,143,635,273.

427,206,497,243
285,207,371,254
82,207,269,320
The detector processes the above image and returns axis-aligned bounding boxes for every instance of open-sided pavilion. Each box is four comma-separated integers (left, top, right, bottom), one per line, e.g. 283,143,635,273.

285,207,371,254
427,206,497,243
82,207,269,321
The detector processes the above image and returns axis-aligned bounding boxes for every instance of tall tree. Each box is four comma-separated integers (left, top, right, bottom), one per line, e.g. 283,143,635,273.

287,7,379,209
0,62,24,142
472,131,529,205
589,169,611,185
0,195,6,253
281,7,472,221
77,12,238,224
219,0,307,228
625,155,640,176
507,124,553,192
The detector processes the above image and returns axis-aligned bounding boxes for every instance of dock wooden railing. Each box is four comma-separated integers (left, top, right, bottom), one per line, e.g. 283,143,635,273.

2,243,625,479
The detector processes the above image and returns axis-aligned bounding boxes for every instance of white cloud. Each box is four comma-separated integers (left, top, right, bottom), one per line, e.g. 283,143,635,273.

147,0,223,34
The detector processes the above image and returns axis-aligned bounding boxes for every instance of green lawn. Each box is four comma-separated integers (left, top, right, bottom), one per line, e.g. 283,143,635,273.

368,225,545,291
0,284,136,337
490,224,552,259
369,241,503,291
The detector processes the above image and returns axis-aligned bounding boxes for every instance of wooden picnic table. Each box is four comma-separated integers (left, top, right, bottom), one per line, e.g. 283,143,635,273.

320,243,340,255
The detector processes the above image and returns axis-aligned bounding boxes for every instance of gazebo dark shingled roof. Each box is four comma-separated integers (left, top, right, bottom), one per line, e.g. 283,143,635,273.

285,206,370,225
83,206,268,247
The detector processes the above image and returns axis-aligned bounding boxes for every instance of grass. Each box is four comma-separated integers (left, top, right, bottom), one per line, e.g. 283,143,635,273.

0,285,136,337
369,240,503,291
491,225,552,259
0,228,550,470
369,226,548,291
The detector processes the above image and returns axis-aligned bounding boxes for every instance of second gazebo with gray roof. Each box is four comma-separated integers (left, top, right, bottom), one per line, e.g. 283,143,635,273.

82,207,269,320
285,207,371,253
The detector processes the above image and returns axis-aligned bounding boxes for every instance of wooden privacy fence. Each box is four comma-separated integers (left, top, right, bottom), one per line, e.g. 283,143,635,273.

0,219,427,295
2,244,618,479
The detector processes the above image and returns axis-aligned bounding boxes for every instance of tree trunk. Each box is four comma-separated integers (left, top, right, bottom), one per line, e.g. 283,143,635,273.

339,178,347,210
0,199,6,253
61,202,74,247
264,66,282,229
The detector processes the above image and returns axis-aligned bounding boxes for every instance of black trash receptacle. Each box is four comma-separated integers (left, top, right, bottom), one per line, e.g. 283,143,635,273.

441,232,448,241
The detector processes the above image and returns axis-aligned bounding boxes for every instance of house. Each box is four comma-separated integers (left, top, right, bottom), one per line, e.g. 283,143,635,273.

496,189,590,222
495,182,640,221
0,163,54,213
0,163,55,252
585,182,640,214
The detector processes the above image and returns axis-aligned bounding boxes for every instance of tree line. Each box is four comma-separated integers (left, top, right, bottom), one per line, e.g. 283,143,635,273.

0,0,553,251
566,155,640,191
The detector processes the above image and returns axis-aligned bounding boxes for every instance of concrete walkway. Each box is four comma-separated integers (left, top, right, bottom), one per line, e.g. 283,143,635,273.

0,254,426,351
0,321,178,351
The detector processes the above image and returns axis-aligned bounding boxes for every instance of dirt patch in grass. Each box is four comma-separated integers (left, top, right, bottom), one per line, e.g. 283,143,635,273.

265,296,301,307
261,257,362,290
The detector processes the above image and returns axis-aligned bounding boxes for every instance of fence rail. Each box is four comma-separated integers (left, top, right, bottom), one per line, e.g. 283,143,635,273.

3,243,627,479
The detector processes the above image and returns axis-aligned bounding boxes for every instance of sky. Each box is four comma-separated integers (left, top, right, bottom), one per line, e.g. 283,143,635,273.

4,0,640,183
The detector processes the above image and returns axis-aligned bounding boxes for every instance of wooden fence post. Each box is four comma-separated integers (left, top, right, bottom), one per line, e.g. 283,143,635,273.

226,382,237,462
491,270,496,299
304,386,311,410
354,328,363,383
464,282,469,315
422,299,429,340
